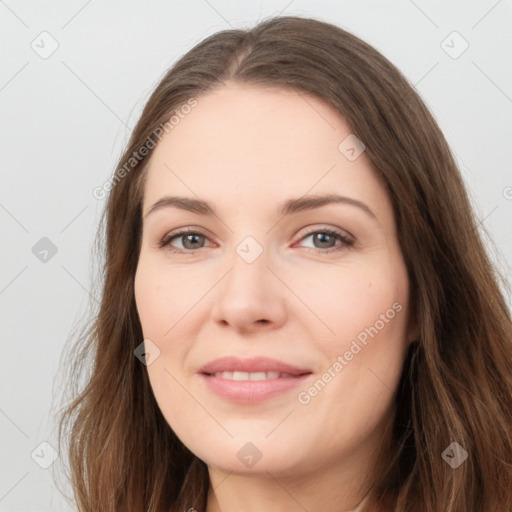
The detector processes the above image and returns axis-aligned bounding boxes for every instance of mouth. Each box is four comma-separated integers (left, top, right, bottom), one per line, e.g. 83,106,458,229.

198,357,313,403
204,370,309,380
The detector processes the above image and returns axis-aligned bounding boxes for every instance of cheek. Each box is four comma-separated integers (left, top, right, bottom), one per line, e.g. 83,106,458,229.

305,263,409,425
296,255,410,409
134,260,202,391
134,258,198,339
297,259,407,344
134,263,191,427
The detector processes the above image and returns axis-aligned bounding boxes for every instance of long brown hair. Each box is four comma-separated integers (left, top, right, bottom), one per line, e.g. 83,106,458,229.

56,15,512,511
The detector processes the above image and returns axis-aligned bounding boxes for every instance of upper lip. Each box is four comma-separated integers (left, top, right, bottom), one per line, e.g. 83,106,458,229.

199,356,312,375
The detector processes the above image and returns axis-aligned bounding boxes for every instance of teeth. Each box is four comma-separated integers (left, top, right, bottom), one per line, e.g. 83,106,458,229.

213,371,295,380
249,372,266,380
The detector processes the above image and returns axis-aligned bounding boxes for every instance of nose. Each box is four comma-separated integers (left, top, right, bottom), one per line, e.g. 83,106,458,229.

210,245,288,334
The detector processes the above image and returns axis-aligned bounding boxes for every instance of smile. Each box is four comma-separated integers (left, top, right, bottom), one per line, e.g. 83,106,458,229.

198,356,313,403
208,371,297,380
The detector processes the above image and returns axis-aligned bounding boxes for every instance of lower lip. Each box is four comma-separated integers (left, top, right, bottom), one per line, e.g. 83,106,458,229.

200,373,311,403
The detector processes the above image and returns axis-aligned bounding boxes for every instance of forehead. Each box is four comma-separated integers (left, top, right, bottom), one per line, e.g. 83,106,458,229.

141,83,392,227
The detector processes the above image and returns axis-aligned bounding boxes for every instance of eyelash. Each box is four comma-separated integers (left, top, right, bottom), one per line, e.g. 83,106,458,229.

158,226,354,256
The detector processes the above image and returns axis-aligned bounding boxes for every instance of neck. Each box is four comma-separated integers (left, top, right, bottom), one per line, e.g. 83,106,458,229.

205,466,370,512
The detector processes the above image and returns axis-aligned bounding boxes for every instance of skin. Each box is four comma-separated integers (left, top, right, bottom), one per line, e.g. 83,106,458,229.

134,81,418,512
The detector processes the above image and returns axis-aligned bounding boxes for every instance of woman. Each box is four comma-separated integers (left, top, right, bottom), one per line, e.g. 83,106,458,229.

58,15,512,512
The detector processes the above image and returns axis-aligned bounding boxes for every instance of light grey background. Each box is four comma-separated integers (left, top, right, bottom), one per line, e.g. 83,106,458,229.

1,1,511,510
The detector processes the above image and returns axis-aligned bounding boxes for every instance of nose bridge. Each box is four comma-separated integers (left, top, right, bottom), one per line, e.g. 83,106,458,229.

225,232,272,298
210,230,287,329
234,234,266,266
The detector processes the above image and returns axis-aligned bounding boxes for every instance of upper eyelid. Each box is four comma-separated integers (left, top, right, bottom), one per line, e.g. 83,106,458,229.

161,225,354,247
163,225,351,237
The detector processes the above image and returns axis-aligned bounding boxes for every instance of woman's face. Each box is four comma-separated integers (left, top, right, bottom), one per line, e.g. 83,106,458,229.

134,82,417,478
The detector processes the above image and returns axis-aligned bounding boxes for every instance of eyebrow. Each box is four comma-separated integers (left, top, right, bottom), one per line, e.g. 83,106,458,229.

144,193,378,222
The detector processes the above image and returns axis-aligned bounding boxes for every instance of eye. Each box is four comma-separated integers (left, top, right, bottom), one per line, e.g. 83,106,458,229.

158,227,212,253
295,227,354,254
158,226,354,255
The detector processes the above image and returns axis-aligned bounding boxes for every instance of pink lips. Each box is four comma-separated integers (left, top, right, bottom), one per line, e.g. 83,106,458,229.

199,356,311,375
199,356,312,403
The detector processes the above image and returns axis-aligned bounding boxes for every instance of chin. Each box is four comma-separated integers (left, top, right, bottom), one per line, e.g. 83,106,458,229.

185,435,307,475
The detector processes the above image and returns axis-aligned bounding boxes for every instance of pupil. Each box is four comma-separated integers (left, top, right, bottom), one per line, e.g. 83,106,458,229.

315,233,333,248
184,234,202,249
